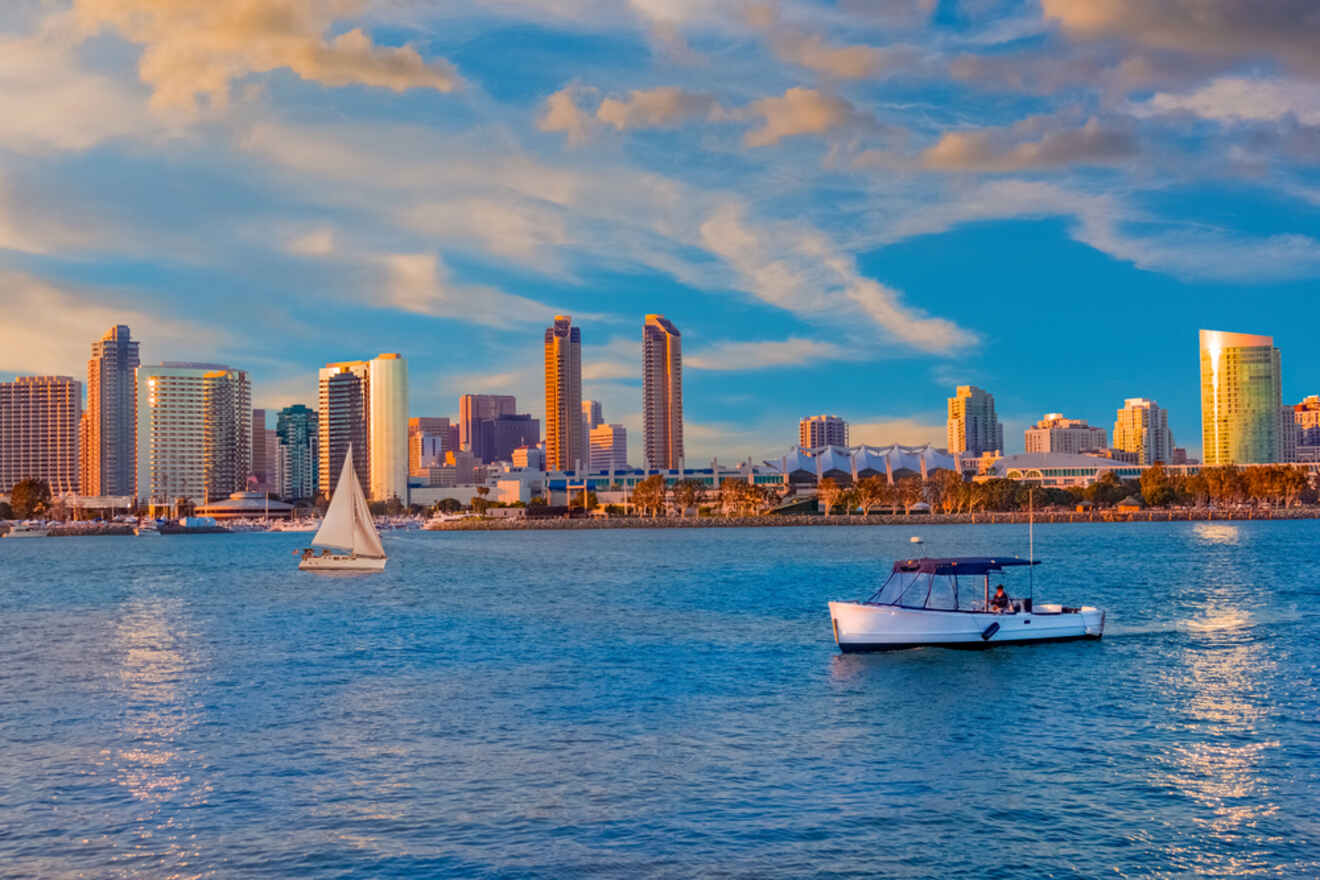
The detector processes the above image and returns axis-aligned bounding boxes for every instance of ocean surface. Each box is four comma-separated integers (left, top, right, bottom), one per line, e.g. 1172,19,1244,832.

2,522,1318,879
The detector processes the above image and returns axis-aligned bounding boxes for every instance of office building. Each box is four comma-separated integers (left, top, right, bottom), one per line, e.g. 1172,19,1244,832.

642,314,684,469
409,417,458,467
251,409,279,491
84,324,140,496
318,361,370,497
799,414,848,449
0,376,82,494
1112,398,1173,465
136,363,250,506
544,315,584,471
947,385,1003,457
1024,414,1107,455
583,400,603,432
276,404,318,502
1199,329,1282,465
589,424,629,471
459,394,515,454
474,414,541,464
512,445,544,470
1292,396,1320,461
317,354,407,502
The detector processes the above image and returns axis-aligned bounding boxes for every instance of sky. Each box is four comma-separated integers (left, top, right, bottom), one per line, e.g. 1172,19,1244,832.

1,0,1318,464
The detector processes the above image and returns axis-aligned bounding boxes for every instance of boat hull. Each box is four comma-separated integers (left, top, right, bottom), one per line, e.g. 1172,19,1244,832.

299,554,386,572
829,601,1104,652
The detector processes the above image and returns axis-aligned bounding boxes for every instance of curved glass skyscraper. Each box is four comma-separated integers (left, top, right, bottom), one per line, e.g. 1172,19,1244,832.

1199,329,1282,465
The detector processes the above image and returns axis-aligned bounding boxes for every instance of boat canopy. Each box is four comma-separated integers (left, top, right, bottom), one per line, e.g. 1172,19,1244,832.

892,557,1039,576
867,557,1039,610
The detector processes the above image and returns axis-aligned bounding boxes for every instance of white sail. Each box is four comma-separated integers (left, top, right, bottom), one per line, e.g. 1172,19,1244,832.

311,446,385,558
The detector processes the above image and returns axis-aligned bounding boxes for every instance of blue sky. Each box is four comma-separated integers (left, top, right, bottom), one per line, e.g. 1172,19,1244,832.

2,0,1318,463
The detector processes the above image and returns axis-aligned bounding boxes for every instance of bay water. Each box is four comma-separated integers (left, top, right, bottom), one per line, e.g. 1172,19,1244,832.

2,522,1317,878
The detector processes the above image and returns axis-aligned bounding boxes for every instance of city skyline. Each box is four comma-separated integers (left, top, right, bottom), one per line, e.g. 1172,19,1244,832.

2,3,1318,464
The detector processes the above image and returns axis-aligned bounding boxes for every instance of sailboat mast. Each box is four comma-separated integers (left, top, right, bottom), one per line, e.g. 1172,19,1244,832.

1028,488,1035,602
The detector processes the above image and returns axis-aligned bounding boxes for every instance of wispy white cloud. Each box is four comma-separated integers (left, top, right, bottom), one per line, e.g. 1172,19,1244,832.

0,271,226,375
1133,76,1320,126
71,0,461,112
686,337,854,371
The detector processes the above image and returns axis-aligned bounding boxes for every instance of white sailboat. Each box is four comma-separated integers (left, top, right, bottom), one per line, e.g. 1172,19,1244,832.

298,446,387,572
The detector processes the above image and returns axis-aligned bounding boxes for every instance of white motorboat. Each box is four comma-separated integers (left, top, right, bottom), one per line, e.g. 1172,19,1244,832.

134,519,162,536
298,446,386,572
3,520,47,538
829,556,1104,651
271,518,321,533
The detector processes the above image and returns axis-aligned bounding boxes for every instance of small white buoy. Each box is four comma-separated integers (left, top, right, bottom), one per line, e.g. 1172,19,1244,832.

910,536,923,544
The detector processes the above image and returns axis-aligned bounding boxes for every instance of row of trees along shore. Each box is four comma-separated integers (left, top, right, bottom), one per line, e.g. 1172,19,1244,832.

5,464,1315,522
611,464,1319,518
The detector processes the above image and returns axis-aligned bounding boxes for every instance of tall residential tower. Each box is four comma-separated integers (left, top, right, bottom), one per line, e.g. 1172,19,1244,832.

84,324,139,496
1113,398,1173,465
642,314,683,470
318,354,408,502
544,316,584,472
0,376,82,494
1199,330,1282,465
947,386,1003,457
136,363,250,507
799,414,848,449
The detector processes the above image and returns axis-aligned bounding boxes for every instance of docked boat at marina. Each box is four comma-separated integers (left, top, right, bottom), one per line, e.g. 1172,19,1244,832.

134,519,162,536
299,446,386,572
829,556,1104,651
3,520,47,538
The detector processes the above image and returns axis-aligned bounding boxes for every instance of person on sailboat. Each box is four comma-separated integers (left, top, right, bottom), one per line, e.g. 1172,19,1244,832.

990,584,1013,613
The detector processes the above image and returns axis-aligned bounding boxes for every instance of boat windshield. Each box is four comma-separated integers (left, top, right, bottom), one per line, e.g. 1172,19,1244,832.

865,571,996,612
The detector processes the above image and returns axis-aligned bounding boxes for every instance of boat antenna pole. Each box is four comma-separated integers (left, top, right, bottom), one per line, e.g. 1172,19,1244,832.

1028,487,1035,603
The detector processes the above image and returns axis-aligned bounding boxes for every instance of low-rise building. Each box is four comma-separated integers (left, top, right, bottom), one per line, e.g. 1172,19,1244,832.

1024,414,1107,455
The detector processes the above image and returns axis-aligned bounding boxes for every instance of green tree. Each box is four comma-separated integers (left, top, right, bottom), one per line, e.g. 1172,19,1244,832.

1140,463,1177,508
671,479,706,517
897,475,924,514
0,501,12,519
1083,472,1125,507
10,478,51,518
437,497,462,514
854,475,890,515
384,495,405,516
632,475,667,516
816,477,844,516
471,486,492,516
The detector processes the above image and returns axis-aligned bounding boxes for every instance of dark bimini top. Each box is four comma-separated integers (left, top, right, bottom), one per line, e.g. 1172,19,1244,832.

892,557,1040,576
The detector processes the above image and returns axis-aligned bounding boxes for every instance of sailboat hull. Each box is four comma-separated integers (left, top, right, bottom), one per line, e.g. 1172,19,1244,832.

299,554,387,572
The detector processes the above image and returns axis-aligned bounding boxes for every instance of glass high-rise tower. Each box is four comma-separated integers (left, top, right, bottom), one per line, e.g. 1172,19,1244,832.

642,315,683,470
1199,329,1282,465
544,316,584,472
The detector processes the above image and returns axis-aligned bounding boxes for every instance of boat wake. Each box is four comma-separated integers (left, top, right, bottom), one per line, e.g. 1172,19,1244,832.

1107,606,1302,637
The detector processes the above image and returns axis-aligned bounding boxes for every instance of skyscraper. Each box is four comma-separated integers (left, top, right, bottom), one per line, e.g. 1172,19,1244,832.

1199,330,1282,465
1024,414,1107,455
318,354,408,502
1113,399,1173,465
582,399,603,454
318,361,369,498
799,414,848,449
136,363,250,506
947,386,1003,457
276,404,318,502
406,419,459,474
251,409,279,491
642,314,683,469
369,354,409,504
589,423,628,471
202,369,253,501
84,324,139,496
544,315,584,472
474,414,541,464
459,394,515,453
0,376,82,494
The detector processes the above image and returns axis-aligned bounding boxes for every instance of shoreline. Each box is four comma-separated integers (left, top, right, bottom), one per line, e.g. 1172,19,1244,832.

424,508,1320,531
